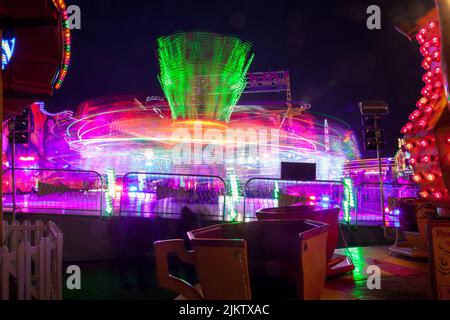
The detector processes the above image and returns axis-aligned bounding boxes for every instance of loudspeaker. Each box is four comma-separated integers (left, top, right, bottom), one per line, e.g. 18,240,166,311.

281,162,316,181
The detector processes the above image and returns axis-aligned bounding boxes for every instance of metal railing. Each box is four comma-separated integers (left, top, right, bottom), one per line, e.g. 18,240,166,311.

243,178,347,222
354,182,419,226
119,172,227,220
2,168,104,216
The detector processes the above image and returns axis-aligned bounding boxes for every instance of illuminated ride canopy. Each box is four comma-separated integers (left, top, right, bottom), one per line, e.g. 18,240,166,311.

157,32,254,122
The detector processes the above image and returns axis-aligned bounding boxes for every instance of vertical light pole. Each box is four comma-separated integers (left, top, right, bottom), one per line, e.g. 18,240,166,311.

375,124,385,227
359,101,390,229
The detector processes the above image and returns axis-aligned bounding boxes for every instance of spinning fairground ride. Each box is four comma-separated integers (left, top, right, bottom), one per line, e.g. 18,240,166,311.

2,32,362,221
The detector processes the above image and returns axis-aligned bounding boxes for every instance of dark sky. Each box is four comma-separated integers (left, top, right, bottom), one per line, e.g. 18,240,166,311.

48,0,436,156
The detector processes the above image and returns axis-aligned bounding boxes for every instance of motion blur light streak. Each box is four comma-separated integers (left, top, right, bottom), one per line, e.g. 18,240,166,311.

52,95,358,182
157,32,254,121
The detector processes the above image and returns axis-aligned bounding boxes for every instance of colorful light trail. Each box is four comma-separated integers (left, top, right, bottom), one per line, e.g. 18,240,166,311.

51,96,358,182
157,32,254,121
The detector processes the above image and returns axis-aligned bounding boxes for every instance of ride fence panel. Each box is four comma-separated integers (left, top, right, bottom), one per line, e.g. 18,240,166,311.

355,182,420,226
119,172,227,220
2,168,104,216
243,178,348,222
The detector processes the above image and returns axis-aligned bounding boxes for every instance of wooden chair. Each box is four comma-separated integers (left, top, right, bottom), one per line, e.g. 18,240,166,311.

256,205,354,277
154,220,329,300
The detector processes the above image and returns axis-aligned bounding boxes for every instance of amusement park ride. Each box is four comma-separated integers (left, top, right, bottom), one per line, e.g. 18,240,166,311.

395,0,450,300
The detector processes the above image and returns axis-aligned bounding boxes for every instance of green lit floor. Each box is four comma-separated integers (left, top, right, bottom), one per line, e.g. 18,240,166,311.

322,247,432,300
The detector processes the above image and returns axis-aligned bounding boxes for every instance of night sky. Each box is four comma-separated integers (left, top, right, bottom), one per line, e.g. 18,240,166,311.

48,0,436,156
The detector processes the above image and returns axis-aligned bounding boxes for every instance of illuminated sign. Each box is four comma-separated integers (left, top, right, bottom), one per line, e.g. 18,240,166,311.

1,37,16,70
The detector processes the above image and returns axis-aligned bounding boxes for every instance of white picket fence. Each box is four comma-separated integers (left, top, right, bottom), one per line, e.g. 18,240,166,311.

0,220,63,300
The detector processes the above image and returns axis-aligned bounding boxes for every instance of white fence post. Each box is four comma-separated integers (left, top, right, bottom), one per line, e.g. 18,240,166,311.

0,220,63,300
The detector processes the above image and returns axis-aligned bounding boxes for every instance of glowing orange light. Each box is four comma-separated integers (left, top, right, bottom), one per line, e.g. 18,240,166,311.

419,191,429,199
172,120,229,129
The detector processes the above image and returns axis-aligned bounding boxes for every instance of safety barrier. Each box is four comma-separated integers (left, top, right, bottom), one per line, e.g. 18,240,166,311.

355,182,419,225
119,172,227,220
243,178,349,222
2,168,104,216
1,220,63,300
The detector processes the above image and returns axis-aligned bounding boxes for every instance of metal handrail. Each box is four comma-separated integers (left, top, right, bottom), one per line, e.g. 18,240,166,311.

354,181,419,226
243,178,346,221
119,172,228,220
2,167,104,216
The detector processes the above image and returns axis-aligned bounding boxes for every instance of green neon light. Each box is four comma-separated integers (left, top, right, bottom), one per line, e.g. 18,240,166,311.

105,168,116,216
226,168,240,221
157,32,254,122
343,178,355,222
274,181,280,199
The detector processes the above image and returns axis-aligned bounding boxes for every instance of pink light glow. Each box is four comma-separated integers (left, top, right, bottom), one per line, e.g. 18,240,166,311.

19,156,36,162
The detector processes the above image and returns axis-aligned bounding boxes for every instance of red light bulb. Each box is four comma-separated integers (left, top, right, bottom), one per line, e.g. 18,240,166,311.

409,158,417,166
432,51,441,61
420,46,430,57
423,74,432,84
434,67,442,75
433,192,443,199
413,174,422,183
422,155,431,163
424,106,434,114
419,139,429,147
418,120,427,128
422,60,431,70
428,21,438,31
417,97,428,108
419,191,429,199
409,110,422,121
434,80,443,89
417,36,426,45
431,36,440,46
430,92,441,101
426,173,436,182
401,123,414,134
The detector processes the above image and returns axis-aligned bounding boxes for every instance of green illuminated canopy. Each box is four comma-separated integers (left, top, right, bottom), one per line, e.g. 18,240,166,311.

157,32,254,122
